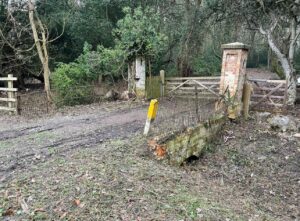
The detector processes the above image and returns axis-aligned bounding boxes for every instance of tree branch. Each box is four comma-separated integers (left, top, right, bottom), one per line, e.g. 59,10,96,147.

48,19,66,43
0,28,36,52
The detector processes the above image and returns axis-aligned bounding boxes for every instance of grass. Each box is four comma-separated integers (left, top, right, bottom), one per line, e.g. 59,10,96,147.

1,134,246,220
226,149,251,167
1,113,299,220
167,187,245,221
0,131,58,151
0,140,12,150
28,131,58,144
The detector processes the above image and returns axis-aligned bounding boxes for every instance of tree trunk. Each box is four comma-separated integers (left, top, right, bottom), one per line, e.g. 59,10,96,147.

266,32,296,105
28,0,51,101
128,61,136,94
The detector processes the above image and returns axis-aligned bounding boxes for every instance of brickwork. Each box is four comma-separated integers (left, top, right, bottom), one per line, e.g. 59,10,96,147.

219,42,249,115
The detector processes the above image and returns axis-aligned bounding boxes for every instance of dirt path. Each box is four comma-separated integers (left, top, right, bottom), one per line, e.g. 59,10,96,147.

0,98,215,183
0,102,149,182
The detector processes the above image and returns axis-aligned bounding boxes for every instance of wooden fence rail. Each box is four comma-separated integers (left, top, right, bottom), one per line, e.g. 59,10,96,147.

0,74,18,113
247,78,287,111
165,76,221,99
145,70,289,113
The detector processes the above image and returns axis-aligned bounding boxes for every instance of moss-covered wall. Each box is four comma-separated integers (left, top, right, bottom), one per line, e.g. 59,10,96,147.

164,114,225,165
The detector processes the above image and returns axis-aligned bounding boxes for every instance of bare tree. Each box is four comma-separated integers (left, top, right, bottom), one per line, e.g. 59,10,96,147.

28,0,51,100
259,14,300,105
1,0,64,100
221,0,300,105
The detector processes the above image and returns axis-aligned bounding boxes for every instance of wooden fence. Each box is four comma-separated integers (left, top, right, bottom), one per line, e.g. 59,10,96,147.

247,78,287,111
145,70,290,113
164,76,221,100
0,74,18,113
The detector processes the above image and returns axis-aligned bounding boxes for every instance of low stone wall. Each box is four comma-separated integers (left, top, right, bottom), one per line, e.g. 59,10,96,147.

149,114,226,166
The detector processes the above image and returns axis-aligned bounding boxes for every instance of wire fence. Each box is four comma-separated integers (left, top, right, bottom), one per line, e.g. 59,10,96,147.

17,90,51,117
5,78,222,125
17,85,105,118
149,96,221,138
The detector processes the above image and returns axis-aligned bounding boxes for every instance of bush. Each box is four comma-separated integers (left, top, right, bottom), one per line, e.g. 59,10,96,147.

114,7,167,60
51,62,94,106
192,51,221,76
51,43,126,106
295,50,300,75
51,6,168,107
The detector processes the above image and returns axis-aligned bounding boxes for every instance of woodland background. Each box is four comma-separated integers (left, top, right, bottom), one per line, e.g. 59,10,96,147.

1,0,300,104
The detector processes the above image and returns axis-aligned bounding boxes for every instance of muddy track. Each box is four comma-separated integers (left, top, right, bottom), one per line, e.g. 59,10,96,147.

0,121,143,180
0,104,147,182
0,100,214,183
0,105,146,141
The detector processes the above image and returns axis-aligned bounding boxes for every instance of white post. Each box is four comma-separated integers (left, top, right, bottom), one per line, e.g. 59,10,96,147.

135,56,146,98
7,74,14,113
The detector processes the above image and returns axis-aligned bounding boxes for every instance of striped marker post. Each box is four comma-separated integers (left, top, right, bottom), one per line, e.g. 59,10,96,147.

143,99,159,136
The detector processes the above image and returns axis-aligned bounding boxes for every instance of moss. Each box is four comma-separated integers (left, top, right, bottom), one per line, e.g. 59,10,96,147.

135,88,146,98
165,114,225,165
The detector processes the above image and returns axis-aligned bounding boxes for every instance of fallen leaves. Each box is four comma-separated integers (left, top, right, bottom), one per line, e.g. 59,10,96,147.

60,212,67,220
2,207,14,216
294,133,300,138
73,199,81,207
73,199,85,208
34,208,46,213
223,130,235,143
19,197,30,215
156,145,167,158
148,139,167,159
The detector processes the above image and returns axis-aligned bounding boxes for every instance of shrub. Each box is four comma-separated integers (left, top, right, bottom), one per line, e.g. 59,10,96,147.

51,62,94,106
51,42,126,106
192,52,221,76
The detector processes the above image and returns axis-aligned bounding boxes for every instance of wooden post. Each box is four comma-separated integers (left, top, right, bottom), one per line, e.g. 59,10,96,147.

7,74,14,114
16,94,21,115
160,70,165,97
242,82,252,119
283,79,288,106
0,74,17,114
195,85,200,122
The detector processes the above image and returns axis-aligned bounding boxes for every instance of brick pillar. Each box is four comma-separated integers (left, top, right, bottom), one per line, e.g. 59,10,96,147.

219,42,249,117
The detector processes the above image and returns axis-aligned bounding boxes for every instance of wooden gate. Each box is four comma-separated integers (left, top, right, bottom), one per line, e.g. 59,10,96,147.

146,76,161,99
165,76,221,100
248,78,287,111
0,74,18,113
148,69,289,113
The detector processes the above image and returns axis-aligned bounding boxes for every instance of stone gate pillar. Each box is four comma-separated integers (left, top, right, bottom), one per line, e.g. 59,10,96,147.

135,56,146,98
128,57,146,99
219,42,249,117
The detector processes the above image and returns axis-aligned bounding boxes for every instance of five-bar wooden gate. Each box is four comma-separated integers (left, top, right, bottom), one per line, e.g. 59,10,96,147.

247,78,287,111
164,76,221,100
162,74,288,112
